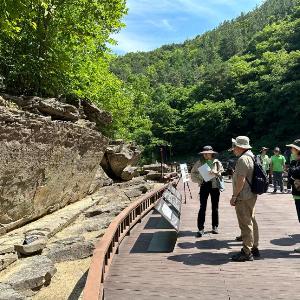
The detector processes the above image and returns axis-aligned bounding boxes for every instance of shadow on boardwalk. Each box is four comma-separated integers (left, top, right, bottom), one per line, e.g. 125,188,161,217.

168,235,300,266
271,234,300,246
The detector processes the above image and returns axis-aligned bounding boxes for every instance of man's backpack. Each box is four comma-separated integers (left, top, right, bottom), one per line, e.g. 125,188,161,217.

246,156,269,195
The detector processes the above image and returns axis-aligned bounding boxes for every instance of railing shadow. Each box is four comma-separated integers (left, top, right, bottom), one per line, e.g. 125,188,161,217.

67,270,88,300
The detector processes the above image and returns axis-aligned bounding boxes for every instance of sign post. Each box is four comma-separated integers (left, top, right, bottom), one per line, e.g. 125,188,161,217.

176,163,193,204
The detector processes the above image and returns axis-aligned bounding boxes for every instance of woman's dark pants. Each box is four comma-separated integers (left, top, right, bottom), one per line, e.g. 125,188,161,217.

295,200,300,223
198,181,220,231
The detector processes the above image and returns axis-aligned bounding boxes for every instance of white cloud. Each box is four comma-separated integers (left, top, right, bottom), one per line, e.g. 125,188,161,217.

112,0,265,54
127,0,222,18
146,19,174,31
126,0,264,17
110,32,158,54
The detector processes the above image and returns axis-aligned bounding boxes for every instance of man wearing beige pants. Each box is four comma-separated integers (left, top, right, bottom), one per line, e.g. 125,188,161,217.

229,136,260,261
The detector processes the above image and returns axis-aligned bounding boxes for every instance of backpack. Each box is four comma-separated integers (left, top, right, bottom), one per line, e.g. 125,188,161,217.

246,156,269,195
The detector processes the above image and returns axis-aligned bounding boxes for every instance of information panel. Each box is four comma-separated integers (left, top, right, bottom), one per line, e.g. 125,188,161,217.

162,190,181,213
180,163,190,183
155,199,180,231
167,185,182,201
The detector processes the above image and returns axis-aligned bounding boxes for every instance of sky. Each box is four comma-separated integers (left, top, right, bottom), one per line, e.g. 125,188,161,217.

111,0,265,55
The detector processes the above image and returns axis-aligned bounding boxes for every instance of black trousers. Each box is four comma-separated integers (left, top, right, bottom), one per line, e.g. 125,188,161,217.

198,181,220,231
295,200,300,223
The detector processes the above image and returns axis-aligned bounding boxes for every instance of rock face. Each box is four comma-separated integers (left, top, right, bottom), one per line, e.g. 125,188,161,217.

101,140,142,181
0,283,26,300
0,103,109,232
0,253,18,271
0,94,113,127
88,166,113,195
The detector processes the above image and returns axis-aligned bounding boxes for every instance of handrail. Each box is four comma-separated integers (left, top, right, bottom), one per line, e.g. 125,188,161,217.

83,183,171,300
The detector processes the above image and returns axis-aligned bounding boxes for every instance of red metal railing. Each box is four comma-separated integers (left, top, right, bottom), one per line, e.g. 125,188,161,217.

83,183,171,300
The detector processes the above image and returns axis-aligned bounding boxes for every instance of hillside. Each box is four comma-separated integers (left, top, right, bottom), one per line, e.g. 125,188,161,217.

111,0,300,161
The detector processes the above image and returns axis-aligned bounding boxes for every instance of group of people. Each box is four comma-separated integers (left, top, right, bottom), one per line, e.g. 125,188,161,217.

191,136,300,262
257,146,294,193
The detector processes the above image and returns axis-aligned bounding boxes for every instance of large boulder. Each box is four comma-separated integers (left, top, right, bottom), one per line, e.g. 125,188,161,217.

120,166,139,181
101,140,142,180
46,236,94,263
80,99,112,126
14,232,48,257
0,104,109,232
2,256,56,294
0,95,113,129
1,94,80,121
143,163,170,173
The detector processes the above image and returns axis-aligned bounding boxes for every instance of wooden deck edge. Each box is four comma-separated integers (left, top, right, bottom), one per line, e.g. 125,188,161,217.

83,183,172,300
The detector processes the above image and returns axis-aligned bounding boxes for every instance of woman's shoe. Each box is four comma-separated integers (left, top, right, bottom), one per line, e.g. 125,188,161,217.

294,247,300,253
212,226,219,234
196,229,204,237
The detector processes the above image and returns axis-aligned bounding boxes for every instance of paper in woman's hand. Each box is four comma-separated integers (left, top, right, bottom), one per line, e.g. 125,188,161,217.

198,163,216,182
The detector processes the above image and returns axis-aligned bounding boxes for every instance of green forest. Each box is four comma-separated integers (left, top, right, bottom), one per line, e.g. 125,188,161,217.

1,0,300,162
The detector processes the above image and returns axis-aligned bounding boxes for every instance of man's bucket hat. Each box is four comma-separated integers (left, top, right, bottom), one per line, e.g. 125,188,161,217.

231,136,252,150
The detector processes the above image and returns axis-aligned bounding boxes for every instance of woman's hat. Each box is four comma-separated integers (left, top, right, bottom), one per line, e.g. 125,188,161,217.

199,145,217,154
231,136,252,150
286,139,300,151
260,147,269,152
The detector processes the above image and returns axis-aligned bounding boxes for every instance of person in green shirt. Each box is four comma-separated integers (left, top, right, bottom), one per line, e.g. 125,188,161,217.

270,147,286,193
286,139,300,253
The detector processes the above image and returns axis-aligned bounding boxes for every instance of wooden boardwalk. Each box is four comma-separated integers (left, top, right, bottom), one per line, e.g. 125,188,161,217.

104,180,300,300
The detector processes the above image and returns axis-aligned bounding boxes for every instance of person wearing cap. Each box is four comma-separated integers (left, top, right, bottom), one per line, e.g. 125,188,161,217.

191,146,224,237
229,136,259,262
257,147,271,181
270,147,286,193
286,139,300,253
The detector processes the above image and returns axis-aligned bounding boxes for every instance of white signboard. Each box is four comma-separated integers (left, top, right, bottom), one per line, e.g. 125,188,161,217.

163,190,182,213
167,186,182,202
155,199,180,231
180,163,190,183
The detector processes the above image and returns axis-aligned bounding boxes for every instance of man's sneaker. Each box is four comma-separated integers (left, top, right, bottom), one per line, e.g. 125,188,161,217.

231,249,254,262
251,247,260,258
196,229,204,237
294,247,300,253
235,235,243,242
212,226,219,234
280,189,284,193
272,190,277,194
